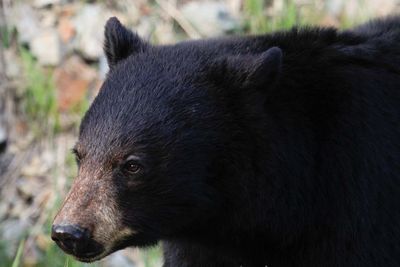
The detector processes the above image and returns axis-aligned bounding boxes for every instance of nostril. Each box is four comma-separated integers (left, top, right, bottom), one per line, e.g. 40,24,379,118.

51,224,89,252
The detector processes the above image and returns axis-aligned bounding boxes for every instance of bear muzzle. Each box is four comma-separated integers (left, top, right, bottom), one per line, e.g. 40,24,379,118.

51,223,104,261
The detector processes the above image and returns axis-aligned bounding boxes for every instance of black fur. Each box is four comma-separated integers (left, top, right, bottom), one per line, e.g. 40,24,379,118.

79,16,400,266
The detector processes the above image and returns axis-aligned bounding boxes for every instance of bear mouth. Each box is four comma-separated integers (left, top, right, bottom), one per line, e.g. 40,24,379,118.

74,251,108,263
55,239,106,262
72,246,115,262
73,245,123,262
70,249,106,262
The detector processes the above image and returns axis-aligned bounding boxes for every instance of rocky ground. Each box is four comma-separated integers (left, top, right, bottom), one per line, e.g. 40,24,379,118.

0,0,399,266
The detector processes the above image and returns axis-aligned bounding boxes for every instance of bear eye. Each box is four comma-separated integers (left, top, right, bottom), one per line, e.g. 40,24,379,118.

122,159,142,175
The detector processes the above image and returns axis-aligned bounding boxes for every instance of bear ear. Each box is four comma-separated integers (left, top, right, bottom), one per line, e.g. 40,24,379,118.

212,47,282,89
104,17,148,69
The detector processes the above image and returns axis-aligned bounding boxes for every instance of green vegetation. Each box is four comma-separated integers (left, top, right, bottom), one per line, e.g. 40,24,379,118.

243,0,367,34
243,0,268,33
244,0,298,34
142,246,163,267
38,243,94,267
0,241,12,267
1,24,12,48
11,240,25,267
19,47,60,135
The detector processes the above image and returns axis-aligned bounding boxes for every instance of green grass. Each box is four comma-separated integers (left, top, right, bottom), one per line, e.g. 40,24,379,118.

19,47,60,135
142,246,163,267
0,241,12,267
243,0,368,34
243,0,268,33
244,0,298,34
1,25,12,48
39,244,94,267
272,0,297,31
11,240,25,267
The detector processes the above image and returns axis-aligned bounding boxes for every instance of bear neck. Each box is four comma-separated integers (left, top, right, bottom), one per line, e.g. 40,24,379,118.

179,38,361,264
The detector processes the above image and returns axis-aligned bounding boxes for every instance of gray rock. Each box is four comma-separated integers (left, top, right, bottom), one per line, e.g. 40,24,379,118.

154,23,175,44
11,4,41,45
0,202,7,221
16,176,45,200
0,219,31,257
33,0,63,8
40,9,58,28
73,4,134,60
20,150,54,177
4,49,21,78
73,4,108,60
105,250,137,267
30,28,62,66
136,17,154,41
180,1,239,37
0,153,12,183
99,55,109,81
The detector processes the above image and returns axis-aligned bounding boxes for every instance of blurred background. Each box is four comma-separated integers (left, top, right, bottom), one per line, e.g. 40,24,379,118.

0,0,399,266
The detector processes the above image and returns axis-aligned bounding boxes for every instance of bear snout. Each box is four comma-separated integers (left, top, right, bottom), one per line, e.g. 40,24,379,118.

51,224,104,260
51,172,133,260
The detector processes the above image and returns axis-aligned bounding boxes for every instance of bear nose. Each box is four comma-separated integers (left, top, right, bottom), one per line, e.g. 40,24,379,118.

51,224,89,253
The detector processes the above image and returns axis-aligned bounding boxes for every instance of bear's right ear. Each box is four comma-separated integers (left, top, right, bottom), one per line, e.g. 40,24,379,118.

210,47,282,89
104,17,148,69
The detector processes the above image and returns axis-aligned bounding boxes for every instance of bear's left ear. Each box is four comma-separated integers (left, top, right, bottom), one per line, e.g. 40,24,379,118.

211,47,282,89
104,17,148,69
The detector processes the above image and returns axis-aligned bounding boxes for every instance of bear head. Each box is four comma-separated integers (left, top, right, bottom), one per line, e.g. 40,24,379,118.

51,17,282,262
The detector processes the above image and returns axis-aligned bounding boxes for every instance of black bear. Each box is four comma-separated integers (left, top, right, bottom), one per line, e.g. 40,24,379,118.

51,16,400,267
